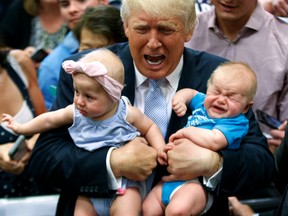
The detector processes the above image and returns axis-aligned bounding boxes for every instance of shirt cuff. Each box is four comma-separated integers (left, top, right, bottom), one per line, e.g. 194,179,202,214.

203,159,223,189
106,147,122,190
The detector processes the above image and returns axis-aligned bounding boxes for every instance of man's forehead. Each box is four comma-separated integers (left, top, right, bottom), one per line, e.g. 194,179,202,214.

129,14,180,26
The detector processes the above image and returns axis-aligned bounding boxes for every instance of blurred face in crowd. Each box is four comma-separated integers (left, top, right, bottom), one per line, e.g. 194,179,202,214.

211,0,257,24
78,28,111,51
123,12,192,80
58,0,108,29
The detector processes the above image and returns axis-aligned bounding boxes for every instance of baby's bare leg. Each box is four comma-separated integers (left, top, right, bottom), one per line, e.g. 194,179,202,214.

165,182,207,216
142,182,165,216
110,187,141,216
74,195,97,216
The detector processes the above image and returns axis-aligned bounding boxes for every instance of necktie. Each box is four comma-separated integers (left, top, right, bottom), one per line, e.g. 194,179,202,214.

144,79,168,192
144,79,168,137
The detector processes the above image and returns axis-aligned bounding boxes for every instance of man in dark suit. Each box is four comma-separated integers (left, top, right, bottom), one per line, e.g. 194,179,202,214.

28,0,274,215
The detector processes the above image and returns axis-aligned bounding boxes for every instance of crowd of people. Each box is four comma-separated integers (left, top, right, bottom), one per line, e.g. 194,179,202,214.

0,0,288,215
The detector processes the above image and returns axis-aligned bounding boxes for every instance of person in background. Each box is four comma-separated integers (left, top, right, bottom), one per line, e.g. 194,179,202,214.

3,48,166,216
195,0,213,14
0,0,68,53
229,122,288,216
185,0,288,153
37,0,110,110
142,62,257,216
44,5,127,102
108,0,121,8
28,0,274,215
73,5,127,52
195,0,288,17
0,47,57,198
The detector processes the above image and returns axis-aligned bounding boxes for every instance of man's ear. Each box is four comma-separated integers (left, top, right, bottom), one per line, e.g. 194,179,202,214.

185,30,193,42
124,22,130,38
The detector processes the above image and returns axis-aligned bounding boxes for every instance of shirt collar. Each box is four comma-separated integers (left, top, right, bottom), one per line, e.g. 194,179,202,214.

135,55,183,90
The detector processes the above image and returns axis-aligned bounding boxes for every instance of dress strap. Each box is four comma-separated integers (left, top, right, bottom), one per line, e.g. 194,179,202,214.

4,62,36,117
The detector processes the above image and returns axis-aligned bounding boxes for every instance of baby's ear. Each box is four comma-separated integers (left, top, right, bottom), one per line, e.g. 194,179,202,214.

242,101,253,113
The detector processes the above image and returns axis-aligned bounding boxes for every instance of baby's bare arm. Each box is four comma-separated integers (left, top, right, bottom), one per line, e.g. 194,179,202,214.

2,105,74,136
169,127,227,151
172,88,198,116
127,105,166,148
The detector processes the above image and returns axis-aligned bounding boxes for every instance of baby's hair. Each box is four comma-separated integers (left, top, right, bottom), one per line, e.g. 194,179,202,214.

207,61,257,101
73,5,127,44
79,48,124,85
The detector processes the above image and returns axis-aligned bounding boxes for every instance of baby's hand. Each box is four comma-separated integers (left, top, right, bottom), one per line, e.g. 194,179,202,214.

2,114,20,134
172,99,187,117
169,129,186,143
157,144,173,165
2,114,14,125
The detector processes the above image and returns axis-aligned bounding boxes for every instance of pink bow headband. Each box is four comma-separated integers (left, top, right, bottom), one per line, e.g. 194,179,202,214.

62,60,124,102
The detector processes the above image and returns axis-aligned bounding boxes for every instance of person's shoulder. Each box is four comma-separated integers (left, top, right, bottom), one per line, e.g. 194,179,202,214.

264,14,288,48
184,47,228,64
263,11,288,32
106,42,132,65
107,42,130,55
272,16,288,31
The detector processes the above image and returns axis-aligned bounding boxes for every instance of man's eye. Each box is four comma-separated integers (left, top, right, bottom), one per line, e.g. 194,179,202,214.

135,27,149,34
161,29,174,35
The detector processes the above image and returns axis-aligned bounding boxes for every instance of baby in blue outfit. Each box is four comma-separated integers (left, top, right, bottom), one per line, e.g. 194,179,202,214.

143,61,258,216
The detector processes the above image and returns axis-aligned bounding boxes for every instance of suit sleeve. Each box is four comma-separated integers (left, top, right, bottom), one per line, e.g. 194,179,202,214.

218,109,275,197
28,61,112,197
273,125,288,194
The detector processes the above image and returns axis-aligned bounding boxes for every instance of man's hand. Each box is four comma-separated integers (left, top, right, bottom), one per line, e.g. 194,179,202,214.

110,137,157,181
162,138,221,182
229,196,254,216
0,143,26,175
261,0,288,17
268,120,287,152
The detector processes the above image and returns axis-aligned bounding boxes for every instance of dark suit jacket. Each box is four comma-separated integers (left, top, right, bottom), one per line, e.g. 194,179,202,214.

28,42,274,216
274,125,288,195
274,125,288,216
